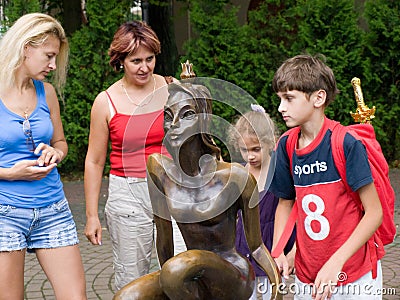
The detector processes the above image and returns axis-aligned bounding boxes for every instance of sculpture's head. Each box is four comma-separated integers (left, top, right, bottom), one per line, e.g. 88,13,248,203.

164,82,221,159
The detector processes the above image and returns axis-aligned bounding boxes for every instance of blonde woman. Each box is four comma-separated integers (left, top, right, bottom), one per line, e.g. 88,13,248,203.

0,13,86,300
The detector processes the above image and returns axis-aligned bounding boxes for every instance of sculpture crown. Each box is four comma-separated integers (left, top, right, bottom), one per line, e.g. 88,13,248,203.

350,77,376,124
180,60,196,79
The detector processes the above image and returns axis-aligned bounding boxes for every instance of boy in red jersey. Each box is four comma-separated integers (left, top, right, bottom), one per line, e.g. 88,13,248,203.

270,54,384,299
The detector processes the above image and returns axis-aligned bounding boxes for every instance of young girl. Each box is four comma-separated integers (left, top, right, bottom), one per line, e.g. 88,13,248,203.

229,104,296,300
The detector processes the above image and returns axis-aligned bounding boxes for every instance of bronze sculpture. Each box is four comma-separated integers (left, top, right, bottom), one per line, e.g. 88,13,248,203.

113,81,282,300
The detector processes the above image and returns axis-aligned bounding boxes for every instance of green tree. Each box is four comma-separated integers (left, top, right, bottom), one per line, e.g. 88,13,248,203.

179,0,249,159
291,0,365,123
2,0,40,27
60,0,132,175
244,0,301,129
362,0,400,162
181,0,399,164
60,0,84,35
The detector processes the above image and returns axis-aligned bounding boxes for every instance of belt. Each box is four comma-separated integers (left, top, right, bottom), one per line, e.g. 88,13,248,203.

126,177,147,183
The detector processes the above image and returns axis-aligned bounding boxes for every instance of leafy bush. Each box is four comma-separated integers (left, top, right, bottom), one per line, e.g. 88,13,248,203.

182,0,399,163
59,0,132,175
5,0,398,173
362,0,400,162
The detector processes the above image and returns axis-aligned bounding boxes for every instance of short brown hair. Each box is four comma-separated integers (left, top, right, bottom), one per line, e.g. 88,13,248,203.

108,21,160,72
272,54,340,106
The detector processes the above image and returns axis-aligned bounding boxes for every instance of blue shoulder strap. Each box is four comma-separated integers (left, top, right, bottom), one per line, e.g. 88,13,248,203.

32,80,46,103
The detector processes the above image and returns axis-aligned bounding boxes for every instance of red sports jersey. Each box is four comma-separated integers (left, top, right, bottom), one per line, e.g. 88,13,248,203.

270,118,384,284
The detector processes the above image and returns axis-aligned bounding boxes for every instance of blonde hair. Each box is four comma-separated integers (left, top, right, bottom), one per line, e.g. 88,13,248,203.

229,109,276,153
0,13,69,94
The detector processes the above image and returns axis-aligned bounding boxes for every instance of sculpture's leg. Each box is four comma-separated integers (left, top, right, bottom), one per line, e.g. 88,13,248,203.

160,249,254,300
252,244,283,300
113,271,168,300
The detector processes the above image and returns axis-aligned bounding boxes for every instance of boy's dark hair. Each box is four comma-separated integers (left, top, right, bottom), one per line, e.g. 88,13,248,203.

272,54,340,106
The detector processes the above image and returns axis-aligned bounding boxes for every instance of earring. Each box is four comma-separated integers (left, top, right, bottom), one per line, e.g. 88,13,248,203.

119,64,124,70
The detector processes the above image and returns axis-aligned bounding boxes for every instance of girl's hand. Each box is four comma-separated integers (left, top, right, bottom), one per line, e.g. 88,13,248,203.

10,160,57,181
274,252,291,280
34,142,63,165
286,245,296,275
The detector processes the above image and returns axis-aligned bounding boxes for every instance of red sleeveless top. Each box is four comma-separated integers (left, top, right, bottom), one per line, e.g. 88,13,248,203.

106,92,169,178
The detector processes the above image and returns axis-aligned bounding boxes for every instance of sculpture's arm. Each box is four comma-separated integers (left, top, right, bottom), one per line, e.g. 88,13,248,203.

153,215,173,266
147,154,174,266
241,173,282,300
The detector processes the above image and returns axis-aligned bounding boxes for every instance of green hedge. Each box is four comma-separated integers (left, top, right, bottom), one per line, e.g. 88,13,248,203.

7,0,398,176
180,0,399,165
59,0,132,176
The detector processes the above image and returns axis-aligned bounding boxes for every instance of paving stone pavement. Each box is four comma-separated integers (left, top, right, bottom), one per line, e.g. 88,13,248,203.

24,170,400,299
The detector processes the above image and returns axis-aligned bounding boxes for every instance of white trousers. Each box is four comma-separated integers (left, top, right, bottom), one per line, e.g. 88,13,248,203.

294,261,382,300
105,174,186,290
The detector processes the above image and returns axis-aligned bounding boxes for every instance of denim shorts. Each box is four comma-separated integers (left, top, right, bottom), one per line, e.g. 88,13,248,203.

0,198,79,252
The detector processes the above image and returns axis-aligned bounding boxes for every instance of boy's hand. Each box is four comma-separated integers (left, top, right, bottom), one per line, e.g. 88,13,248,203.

312,259,343,300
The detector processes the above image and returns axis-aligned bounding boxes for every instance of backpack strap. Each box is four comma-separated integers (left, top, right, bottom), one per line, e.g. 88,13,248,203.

271,201,298,258
329,121,356,198
285,126,300,174
329,122,379,278
271,127,299,258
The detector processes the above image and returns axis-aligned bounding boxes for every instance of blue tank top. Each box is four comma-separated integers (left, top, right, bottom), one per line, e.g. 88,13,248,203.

0,80,65,208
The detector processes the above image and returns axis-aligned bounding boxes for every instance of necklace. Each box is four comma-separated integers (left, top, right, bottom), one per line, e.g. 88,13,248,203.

19,105,31,119
121,75,156,107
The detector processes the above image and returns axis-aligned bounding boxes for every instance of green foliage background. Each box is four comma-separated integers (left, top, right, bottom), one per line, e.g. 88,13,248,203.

2,0,399,176
181,0,400,165
60,0,133,175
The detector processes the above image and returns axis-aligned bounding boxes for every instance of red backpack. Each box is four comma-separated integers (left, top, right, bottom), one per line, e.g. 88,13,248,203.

271,120,396,259
330,120,396,246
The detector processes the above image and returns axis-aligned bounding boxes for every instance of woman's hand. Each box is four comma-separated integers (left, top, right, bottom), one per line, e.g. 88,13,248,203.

34,142,64,165
8,160,57,181
85,216,103,245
